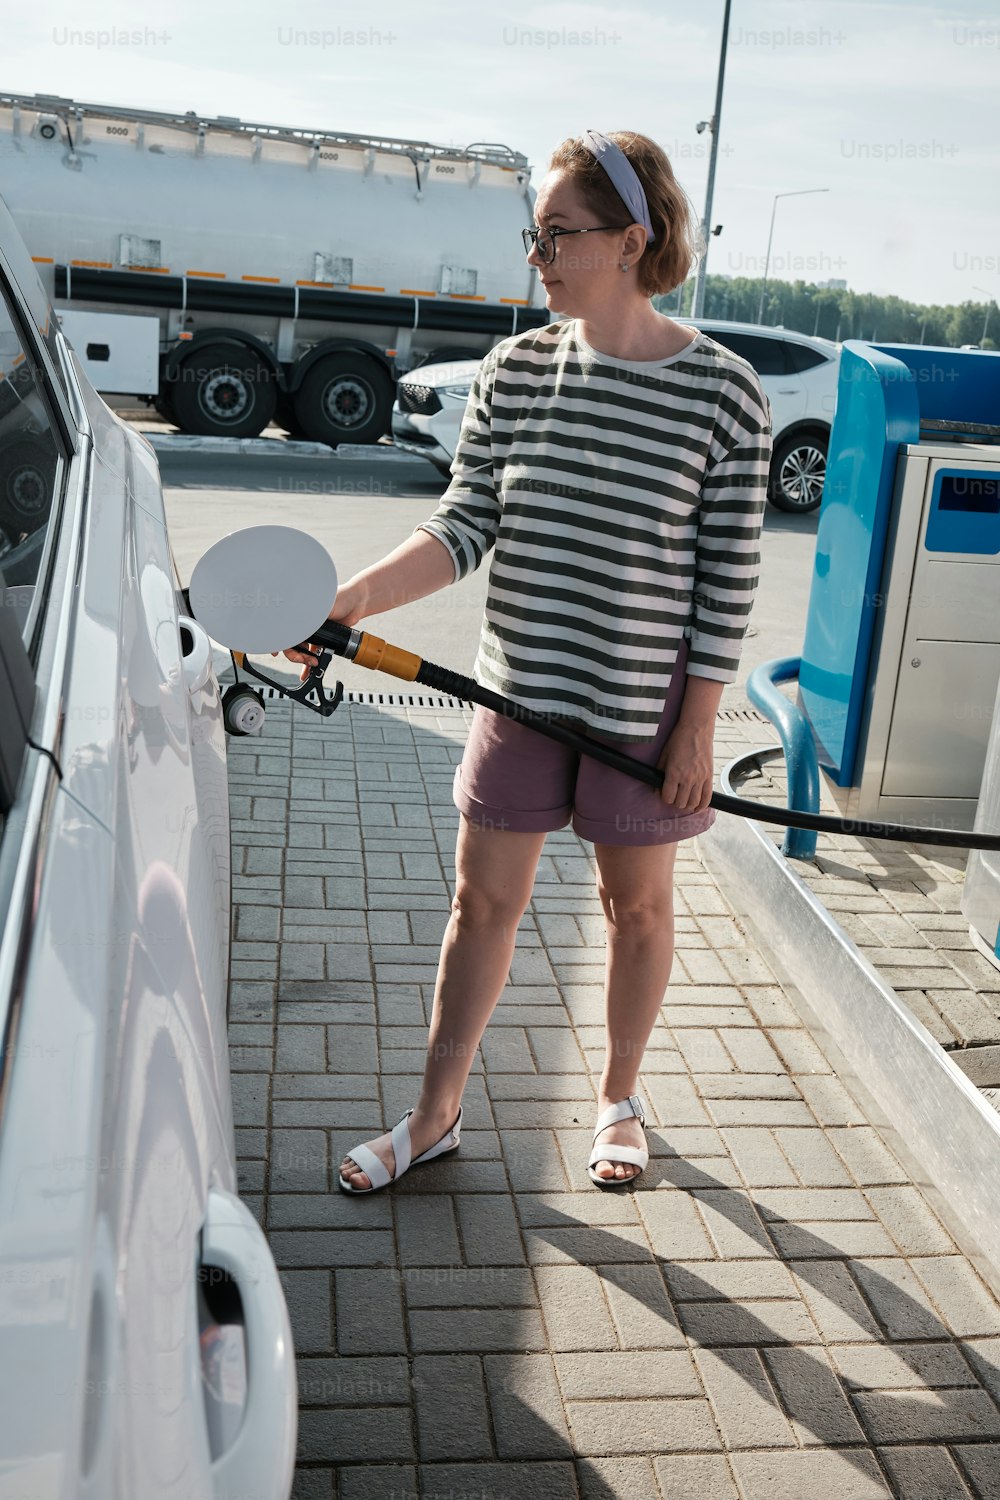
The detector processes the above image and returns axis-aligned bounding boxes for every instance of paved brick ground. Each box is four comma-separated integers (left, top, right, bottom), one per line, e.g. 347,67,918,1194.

227,696,1000,1500
721,721,1000,1098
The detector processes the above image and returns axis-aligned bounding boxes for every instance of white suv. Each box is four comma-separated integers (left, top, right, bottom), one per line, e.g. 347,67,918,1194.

392,319,840,513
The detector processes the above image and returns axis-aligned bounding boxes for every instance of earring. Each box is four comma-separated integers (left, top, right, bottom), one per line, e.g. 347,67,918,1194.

621,263,629,272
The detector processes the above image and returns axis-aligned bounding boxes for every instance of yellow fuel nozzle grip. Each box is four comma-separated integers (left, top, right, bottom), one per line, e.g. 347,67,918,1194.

353,632,422,681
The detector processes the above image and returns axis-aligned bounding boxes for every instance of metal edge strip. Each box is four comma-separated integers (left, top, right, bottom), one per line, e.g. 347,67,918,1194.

700,744,1000,1302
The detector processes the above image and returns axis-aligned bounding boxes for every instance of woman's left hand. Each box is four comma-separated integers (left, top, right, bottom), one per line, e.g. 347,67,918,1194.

655,721,715,813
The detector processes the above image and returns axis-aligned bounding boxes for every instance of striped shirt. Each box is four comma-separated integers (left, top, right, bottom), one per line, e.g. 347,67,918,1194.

414,317,772,741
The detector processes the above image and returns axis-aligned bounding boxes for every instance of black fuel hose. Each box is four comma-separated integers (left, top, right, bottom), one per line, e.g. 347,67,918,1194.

306,618,1000,853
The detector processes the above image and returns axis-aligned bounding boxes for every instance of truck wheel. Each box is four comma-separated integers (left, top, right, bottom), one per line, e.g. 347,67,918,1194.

153,385,179,427
171,344,276,438
0,440,56,540
292,353,393,446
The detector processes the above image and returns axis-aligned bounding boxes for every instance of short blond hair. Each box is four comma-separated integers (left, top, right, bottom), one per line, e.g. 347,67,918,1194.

546,131,703,297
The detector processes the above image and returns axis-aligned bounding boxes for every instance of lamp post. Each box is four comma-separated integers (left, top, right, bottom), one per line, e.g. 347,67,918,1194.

973,285,995,343
692,0,732,318
756,187,829,325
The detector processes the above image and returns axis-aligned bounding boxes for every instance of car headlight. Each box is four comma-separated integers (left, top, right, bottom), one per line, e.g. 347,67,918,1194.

439,383,473,400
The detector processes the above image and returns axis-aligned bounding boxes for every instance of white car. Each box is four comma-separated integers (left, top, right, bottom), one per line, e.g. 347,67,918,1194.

0,195,296,1498
392,318,840,513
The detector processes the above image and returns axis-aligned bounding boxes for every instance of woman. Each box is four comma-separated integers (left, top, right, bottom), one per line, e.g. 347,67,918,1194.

286,128,771,1192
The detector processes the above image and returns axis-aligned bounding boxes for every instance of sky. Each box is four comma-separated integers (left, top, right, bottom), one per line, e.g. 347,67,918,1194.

6,0,999,308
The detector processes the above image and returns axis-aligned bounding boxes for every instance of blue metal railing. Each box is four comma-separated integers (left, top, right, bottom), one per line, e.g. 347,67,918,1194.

745,657,820,861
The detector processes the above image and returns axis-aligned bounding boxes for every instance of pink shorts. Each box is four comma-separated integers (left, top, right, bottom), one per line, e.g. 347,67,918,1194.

452,638,717,847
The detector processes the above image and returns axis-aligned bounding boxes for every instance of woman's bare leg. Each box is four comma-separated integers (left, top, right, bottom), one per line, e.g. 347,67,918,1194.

340,816,548,1189
590,840,679,1181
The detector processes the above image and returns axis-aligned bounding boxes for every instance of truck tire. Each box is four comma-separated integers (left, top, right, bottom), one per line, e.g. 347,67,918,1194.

170,344,276,438
292,353,393,447
153,385,179,427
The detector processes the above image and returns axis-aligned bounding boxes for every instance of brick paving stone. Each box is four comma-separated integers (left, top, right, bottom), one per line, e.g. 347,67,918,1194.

851,1258,950,1340
763,1345,868,1445
651,1454,740,1499
484,1353,573,1459
831,1341,980,1389
664,1258,798,1302
826,1126,912,1185
773,1128,857,1188
338,1467,417,1500
416,1461,578,1500
565,1396,721,1457
678,1299,821,1347
909,1256,1000,1337
729,1448,892,1499
691,1189,777,1259
720,1127,799,1187
533,1266,618,1352
393,1196,462,1267
864,1186,956,1255
754,1187,875,1222
854,1387,1000,1443
334,1268,407,1355
769,1219,899,1259
789,1262,883,1343
525,1225,652,1267
877,1446,974,1500
579,1456,662,1500
225,704,1000,1495
401,1265,537,1311
408,1307,547,1353
554,1350,699,1400
794,1074,871,1126
954,1445,1000,1499
412,1354,492,1460
456,1194,527,1266
297,1355,409,1407
279,1268,332,1354
693,1345,796,1449
597,1263,687,1349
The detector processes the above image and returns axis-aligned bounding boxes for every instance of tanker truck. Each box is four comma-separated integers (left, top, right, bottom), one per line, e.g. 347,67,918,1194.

0,91,549,445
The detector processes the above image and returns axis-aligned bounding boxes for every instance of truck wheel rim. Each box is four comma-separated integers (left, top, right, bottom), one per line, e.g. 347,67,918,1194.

322,375,372,430
779,444,825,506
200,371,251,422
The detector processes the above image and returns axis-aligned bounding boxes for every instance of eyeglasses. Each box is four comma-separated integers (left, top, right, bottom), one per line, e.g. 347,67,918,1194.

521,223,632,264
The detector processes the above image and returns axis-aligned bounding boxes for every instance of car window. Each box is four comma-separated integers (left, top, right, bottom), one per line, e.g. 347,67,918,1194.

784,342,830,373
705,330,790,376
0,282,66,648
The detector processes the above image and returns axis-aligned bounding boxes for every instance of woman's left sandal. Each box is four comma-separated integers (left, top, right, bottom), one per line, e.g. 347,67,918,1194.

587,1093,649,1187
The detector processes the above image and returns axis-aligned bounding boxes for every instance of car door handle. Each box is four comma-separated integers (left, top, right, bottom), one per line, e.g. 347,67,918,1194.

179,614,215,696
200,1187,297,1500
777,387,800,394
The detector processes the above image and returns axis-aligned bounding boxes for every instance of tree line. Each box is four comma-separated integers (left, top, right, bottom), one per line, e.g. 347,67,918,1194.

653,275,997,349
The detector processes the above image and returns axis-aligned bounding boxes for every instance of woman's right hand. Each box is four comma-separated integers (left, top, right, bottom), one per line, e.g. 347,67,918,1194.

273,578,370,683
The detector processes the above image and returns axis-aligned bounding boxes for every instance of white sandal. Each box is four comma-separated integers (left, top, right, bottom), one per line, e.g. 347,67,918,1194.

587,1093,649,1187
338,1106,463,1195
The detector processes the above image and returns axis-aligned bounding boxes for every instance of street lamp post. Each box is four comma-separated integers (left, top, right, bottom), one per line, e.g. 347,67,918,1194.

973,285,995,343
756,187,829,325
692,0,732,318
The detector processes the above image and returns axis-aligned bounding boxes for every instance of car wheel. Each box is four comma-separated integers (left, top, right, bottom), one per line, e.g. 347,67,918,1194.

292,353,394,446
0,440,56,539
171,344,277,438
769,431,827,513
